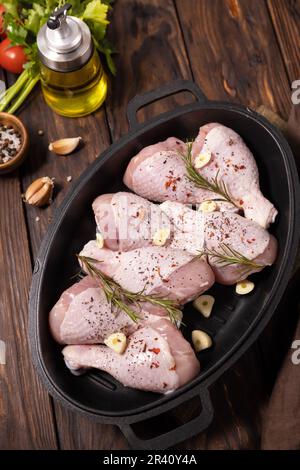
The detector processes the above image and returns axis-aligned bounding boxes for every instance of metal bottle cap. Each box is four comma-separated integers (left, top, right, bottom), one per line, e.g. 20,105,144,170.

37,3,93,72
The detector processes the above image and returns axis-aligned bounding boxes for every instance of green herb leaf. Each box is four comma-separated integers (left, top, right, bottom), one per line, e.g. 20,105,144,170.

82,0,109,28
198,243,264,277
181,142,238,207
78,255,183,327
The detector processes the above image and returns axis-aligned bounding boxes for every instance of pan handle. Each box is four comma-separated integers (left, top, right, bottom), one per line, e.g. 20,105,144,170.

119,387,213,450
127,79,207,130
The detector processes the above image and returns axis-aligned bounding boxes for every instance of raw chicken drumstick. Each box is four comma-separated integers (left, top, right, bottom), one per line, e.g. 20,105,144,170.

49,276,140,345
63,316,200,393
91,192,277,284
123,124,277,228
160,201,277,285
79,242,215,305
93,192,171,252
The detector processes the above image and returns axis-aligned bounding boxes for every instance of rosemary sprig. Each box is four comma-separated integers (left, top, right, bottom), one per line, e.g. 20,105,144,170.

78,255,183,327
198,243,264,275
181,142,238,207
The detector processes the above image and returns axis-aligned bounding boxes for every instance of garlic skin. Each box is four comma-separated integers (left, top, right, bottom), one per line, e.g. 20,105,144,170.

23,177,54,207
48,137,82,155
192,330,212,352
104,332,127,354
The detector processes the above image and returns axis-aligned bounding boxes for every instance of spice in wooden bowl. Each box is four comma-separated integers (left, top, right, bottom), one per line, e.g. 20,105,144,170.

0,113,29,175
0,124,22,164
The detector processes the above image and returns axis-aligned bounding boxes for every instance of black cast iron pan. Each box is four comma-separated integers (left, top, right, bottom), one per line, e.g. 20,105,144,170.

29,80,300,449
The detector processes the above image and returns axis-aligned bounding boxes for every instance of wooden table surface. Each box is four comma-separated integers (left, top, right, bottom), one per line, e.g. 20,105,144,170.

0,0,299,450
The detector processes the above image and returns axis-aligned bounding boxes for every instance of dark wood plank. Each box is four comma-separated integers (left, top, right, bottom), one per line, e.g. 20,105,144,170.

267,0,300,82
106,0,269,450
13,79,125,449
106,0,192,140
175,0,291,118
0,70,57,448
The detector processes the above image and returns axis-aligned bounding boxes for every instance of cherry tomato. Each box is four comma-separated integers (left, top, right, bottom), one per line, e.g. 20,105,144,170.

0,5,5,38
0,38,27,74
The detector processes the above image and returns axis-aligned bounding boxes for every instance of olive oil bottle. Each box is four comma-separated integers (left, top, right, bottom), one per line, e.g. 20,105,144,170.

37,3,107,117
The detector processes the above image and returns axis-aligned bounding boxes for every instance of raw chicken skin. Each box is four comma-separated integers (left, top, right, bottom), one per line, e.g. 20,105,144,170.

192,123,277,228
49,276,138,344
160,201,277,284
63,320,200,393
93,192,171,251
124,125,277,228
79,242,215,304
123,137,205,204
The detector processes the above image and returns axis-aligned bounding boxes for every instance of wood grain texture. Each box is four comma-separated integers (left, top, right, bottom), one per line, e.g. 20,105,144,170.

1,0,296,450
106,0,192,139
105,0,269,450
0,72,57,451
12,78,126,450
267,0,300,82
175,0,291,118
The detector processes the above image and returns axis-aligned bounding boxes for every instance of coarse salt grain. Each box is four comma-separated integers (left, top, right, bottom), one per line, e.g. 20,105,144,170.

0,124,22,164
67,176,72,182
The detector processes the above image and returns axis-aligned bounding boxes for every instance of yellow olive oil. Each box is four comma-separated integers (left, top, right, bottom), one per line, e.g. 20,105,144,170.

40,49,108,117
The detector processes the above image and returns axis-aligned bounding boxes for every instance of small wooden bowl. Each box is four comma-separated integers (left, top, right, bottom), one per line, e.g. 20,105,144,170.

0,113,29,175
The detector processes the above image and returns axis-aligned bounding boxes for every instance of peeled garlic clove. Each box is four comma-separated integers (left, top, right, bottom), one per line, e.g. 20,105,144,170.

198,200,217,213
104,332,127,354
152,227,170,246
193,294,215,318
235,279,255,295
96,232,104,249
192,330,212,352
194,151,211,169
23,176,54,207
48,137,82,155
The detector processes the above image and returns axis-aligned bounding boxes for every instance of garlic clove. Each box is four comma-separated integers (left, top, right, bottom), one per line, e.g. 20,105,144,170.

194,151,211,169
235,279,255,295
192,330,212,352
96,232,104,249
48,137,82,155
23,176,54,207
104,332,127,354
198,200,217,213
152,227,170,246
193,294,215,318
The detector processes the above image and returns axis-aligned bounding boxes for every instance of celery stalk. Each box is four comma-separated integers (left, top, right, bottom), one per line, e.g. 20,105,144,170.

6,73,40,114
0,69,30,112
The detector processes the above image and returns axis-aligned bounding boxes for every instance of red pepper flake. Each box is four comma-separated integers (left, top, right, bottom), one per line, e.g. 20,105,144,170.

148,348,160,355
239,199,244,205
150,362,159,369
169,365,176,371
